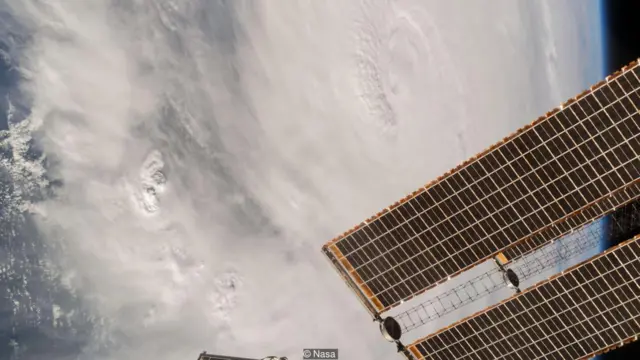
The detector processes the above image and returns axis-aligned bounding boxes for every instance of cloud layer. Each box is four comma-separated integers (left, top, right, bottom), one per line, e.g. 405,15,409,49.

1,1,602,359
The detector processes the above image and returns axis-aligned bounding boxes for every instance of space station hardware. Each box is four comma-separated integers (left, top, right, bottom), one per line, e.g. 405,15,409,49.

393,198,640,335
321,58,640,359
408,235,640,360
197,352,287,360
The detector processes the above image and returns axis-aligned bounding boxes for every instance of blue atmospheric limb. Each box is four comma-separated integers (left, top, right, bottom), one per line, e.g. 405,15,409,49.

593,0,607,79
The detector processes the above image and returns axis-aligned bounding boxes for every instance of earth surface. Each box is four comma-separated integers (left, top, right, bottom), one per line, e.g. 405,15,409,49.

0,1,605,360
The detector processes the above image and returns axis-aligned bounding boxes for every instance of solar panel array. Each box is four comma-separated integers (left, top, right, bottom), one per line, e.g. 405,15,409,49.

407,235,640,360
323,60,640,314
498,181,640,261
395,212,605,333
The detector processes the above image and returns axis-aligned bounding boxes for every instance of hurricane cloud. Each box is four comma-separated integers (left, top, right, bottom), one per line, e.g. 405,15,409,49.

0,1,602,359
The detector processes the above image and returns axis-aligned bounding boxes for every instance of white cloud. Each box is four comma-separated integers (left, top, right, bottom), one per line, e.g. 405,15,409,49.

1,0,602,359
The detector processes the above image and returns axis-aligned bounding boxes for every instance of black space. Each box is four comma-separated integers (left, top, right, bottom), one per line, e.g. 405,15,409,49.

601,1,640,358
603,1,640,72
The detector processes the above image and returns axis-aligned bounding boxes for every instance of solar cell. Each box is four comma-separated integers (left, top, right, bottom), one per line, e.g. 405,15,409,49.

407,235,640,360
323,60,640,314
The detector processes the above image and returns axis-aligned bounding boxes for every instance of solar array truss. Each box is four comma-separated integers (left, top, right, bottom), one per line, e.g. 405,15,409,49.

322,59,640,315
395,216,598,333
396,198,640,334
406,234,640,360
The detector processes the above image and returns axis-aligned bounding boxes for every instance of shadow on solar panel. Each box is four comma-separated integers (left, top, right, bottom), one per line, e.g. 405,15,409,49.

321,59,640,359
